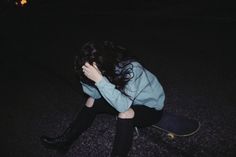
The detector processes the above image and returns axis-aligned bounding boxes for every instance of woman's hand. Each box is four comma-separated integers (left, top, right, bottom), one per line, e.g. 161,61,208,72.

82,62,103,83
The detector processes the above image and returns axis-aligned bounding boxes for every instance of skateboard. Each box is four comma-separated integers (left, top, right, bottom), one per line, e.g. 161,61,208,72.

152,111,201,139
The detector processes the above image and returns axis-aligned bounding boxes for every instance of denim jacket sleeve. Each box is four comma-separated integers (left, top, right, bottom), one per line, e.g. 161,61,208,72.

80,81,102,99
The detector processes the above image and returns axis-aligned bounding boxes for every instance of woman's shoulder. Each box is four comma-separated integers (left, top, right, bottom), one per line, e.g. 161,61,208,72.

130,61,142,67
130,61,144,72
116,60,144,74
128,61,146,78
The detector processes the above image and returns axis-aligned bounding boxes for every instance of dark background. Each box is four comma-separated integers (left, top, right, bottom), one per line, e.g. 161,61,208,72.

1,0,236,157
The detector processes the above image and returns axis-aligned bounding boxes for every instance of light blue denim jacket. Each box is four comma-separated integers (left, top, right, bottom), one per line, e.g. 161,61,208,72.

80,62,165,112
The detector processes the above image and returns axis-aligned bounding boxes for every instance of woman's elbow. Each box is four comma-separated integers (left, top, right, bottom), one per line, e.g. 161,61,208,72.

116,103,131,113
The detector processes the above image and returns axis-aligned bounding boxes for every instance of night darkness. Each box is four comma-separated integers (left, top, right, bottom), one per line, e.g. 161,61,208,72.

1,0,236,157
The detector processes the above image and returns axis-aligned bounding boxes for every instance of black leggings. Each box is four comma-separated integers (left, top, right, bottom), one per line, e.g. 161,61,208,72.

71,96,163,156
89,97,163,128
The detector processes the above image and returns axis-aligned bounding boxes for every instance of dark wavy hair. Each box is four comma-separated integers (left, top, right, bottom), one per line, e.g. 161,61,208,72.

74,41,137,97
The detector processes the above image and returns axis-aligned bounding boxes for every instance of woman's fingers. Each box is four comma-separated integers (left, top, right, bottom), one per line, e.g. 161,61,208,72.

82,63,95,77
82,62,101,74
82,66,90,76
83,62,99,72
85,62,92,67
82,65,87,71
92,62,102,75
93,62,99,70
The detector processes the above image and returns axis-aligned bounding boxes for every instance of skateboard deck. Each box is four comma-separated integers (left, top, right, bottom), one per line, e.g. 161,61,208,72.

152,111,200,139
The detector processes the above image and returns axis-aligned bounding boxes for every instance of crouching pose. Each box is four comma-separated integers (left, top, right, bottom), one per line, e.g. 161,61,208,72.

41,41,165,157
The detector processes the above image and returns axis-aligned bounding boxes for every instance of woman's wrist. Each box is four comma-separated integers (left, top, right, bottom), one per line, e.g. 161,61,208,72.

95,75,103,84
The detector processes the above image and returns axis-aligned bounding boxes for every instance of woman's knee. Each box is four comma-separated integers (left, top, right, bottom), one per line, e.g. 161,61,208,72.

118,108,135,119
85,97,95,108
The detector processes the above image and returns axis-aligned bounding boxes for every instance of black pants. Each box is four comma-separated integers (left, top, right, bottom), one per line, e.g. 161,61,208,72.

91,97,163,128
75,96,163,157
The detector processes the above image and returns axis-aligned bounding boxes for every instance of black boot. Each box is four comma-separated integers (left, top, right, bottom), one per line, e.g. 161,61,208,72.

40,106,96,152
40,126,76,152
111,118,134,157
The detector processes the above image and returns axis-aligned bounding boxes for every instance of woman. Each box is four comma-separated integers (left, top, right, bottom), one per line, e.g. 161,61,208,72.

41,41,165,157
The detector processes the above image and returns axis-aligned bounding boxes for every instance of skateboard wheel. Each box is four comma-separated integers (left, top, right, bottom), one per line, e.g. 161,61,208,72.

167,133,175,139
